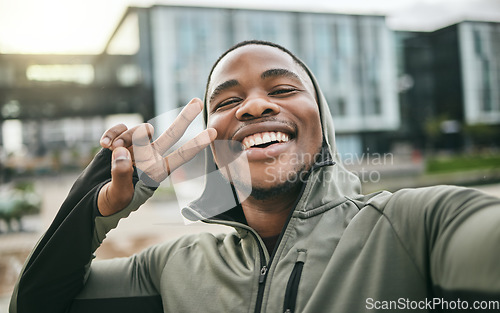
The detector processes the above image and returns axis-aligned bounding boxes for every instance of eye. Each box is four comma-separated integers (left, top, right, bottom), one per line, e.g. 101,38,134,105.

269,87,299,97
215,97,241,111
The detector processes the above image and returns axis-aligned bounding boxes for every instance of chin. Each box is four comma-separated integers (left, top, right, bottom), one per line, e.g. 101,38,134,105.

235,163,308,201
248,179,303,201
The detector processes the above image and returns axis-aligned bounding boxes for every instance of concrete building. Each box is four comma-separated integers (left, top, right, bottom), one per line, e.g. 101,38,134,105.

0,52,151,173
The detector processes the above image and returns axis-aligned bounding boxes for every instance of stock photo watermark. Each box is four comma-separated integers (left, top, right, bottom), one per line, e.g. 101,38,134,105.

262,150,394,185
366,297,500,311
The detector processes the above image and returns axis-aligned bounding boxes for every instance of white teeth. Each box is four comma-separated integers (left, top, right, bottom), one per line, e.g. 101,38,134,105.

241,131,291,150
262,132,271,143
255,136,263,145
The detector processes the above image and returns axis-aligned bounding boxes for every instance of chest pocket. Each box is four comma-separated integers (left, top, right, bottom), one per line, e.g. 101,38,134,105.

283,249,307,313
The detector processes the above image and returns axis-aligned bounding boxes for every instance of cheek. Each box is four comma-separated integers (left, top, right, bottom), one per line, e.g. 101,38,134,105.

299,105,323,153
207,112,238,167
299,101,322,134
207,113,229,140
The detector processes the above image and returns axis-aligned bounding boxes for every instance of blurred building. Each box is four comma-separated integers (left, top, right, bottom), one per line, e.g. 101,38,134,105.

1,5,499,175
0,51,152,174
398,21,500,152
106,5,399,157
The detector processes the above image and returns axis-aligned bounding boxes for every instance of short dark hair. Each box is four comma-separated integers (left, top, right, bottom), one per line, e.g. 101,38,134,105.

203,40,314,121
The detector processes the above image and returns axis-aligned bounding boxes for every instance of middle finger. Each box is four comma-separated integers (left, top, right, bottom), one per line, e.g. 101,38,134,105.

152,98,203,155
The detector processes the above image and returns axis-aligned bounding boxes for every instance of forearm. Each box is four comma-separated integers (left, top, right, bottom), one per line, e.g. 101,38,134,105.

389,186,500,310
9,149,154,313
431,194,500,305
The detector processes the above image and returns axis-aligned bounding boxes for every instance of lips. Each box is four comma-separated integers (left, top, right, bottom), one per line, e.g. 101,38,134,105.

241,131,290,150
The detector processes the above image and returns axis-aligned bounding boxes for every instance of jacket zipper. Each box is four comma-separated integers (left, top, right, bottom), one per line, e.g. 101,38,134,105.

252,231,268,313
283,250,307,313
253,180,309,313
252,158,330,313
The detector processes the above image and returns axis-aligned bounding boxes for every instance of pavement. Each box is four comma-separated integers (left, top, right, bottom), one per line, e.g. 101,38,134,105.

0,172,499,311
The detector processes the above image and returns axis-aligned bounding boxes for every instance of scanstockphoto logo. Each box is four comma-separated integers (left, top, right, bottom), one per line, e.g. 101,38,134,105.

366,297,500,311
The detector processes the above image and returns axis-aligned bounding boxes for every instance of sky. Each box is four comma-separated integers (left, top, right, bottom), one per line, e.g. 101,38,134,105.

0,0,499,54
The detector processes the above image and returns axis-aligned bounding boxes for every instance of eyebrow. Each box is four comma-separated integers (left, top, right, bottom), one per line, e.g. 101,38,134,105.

261,68,301,82
209,79,239,104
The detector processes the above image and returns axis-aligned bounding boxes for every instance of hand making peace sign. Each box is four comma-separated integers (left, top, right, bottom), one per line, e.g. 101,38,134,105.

97,98,217,216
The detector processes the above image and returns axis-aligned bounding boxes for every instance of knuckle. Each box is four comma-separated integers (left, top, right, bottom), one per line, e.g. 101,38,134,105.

165,127,177,139
109,123,128,135
141,123,155,138
132,124,154,145
112,160,133,174
176,147,187,160
192,136,202,146
179,111,191,122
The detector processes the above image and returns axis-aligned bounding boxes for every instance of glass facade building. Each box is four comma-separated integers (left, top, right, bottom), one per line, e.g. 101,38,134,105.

460,21,500,125
398,21,500,151
5,5,498,160
111,6,400,155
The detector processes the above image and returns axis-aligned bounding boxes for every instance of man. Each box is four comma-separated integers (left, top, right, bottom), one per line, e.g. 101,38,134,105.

10,40,500,313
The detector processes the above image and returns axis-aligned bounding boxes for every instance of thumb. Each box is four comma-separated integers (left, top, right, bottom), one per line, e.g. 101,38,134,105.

111,147,134,186
98,147,134,216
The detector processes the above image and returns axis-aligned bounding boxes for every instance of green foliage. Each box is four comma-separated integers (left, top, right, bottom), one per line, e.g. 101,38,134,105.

0,181,41,232
13,181,36,193
424,115,447,140
427,154,500,173
463,124,499,148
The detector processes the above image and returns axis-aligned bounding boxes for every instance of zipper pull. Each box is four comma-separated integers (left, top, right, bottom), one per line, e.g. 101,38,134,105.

259,265,268,284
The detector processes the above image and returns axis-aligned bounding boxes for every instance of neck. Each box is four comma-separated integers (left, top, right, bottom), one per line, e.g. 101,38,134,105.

240,184,301,238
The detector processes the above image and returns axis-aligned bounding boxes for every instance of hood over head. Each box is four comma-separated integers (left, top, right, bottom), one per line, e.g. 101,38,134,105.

181,40,361,222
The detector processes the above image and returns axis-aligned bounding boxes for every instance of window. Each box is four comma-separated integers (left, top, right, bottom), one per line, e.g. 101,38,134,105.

26,64,94,85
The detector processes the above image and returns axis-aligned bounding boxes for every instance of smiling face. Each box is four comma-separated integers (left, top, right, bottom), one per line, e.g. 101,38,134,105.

206,44,323,198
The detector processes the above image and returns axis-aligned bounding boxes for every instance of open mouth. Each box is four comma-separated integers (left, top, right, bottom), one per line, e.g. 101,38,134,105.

241,131,291,150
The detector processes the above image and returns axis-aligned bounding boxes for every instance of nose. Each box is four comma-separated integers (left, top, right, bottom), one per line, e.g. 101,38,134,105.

235,97,280,120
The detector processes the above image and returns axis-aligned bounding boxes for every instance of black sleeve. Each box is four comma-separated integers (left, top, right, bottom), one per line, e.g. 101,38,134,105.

8,148,147,313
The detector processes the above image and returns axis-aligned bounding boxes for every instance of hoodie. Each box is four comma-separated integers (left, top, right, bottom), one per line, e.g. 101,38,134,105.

10,48,500,313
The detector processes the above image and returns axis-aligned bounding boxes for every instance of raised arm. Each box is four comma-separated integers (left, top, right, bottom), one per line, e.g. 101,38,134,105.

9,98,216,313
428,187,500,308
389,185,500,311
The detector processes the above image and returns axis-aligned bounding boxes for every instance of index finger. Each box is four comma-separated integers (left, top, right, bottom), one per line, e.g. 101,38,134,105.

100,124,128,148
152,98,203,155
